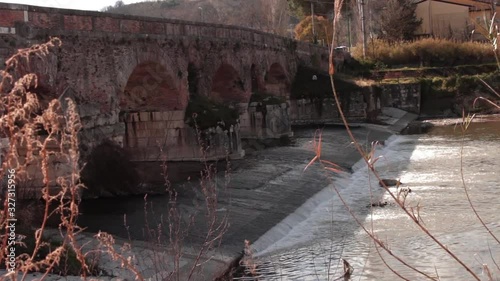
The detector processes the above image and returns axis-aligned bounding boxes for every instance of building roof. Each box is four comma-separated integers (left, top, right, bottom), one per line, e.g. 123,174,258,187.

416,0,495,10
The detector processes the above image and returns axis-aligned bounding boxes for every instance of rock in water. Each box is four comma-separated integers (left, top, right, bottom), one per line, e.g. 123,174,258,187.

379,179,401,187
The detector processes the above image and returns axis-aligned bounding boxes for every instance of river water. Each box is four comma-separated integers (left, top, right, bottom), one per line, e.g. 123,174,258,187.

238,121,500,281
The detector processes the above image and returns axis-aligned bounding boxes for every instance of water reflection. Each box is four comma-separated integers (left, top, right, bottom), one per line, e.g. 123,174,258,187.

242,121,500,280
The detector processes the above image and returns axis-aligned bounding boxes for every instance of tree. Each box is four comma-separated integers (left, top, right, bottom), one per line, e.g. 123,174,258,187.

375,0,422,42
234,0,291,36
114,0,125,8
294,15,333,44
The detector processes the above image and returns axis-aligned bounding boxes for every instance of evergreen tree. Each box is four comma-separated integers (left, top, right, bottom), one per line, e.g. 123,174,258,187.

376,0,422,41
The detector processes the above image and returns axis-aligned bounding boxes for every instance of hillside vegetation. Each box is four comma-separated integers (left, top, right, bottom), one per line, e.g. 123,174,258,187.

102,0,291,35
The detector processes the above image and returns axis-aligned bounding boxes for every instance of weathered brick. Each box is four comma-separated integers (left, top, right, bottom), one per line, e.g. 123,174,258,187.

139,112,150,122
121,19,140,33
141,21,164,34
94,17,120,33
29,12,61,29
64,15,92,31
151,111,162,121
0,10,24,27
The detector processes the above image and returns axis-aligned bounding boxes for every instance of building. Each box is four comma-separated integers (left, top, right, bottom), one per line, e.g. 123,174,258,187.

415,0,499,40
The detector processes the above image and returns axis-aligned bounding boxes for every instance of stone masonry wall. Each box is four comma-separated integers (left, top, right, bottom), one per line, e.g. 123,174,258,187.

379,83,421,114
289,83,421,124
122,110,243,161
289,93,366,124
239,102,292,139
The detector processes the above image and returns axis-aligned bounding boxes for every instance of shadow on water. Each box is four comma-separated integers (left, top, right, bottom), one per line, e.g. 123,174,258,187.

78,159,230,240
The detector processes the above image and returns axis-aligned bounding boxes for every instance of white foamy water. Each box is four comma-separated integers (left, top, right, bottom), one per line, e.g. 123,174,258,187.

238,122,500,281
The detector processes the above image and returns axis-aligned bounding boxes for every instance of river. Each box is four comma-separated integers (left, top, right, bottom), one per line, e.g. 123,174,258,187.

238,121,500,281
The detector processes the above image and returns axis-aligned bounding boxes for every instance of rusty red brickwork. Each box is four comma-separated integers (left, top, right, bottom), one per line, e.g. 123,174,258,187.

29,12,61,29
140,21,165,34
63,15,92,31
121,19,141,33
0,9,24,27
94,17,121,33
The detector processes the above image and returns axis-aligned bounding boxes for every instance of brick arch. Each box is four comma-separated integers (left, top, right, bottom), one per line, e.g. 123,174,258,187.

264,62,290,98
120,61,186,111
210,63,248,103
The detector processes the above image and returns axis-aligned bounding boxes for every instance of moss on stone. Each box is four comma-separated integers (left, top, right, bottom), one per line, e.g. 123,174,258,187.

419,72,500,97
249,92,285,106
185,95,239,131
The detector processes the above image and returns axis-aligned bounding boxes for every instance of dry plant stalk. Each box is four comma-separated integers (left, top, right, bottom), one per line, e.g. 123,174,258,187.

100,114,230,281
241,239,258,276
306,0,500,280
0,38,91,279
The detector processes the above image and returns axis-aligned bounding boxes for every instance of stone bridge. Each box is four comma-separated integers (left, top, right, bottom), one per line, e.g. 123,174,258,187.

0,3,334,195
0,3,331,156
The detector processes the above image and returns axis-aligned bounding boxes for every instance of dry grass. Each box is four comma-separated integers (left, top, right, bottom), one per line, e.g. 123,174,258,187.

352,38,497,68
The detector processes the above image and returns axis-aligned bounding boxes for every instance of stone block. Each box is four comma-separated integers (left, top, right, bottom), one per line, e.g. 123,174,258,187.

147,137,162,147
134,122,147,130
128,113,139,123
166,120,185,129
79,104,101,118
152,112,163,121
155,129,167,137
145,121,157,129
157,121,172,129
159,111,171,121
167,111,185,121
128,128,144,139
134,137,147,148
139,112,150,122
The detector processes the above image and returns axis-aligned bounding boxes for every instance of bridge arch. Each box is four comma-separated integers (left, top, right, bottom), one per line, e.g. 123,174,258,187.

210,63,247,103
120,61,185,111
118,61,189,162
264,63,290,98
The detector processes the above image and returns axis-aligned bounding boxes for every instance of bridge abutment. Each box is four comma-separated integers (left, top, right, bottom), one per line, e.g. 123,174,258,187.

121,110,243,162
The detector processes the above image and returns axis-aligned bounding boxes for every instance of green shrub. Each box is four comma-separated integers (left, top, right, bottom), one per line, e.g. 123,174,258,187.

249,92,285,106
185,95,239,130
419,72,500,97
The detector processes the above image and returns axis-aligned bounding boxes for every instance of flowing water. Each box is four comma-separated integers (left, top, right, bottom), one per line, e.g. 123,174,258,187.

239,121,500,281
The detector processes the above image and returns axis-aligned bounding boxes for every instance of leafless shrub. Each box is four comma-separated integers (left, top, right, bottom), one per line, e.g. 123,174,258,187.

0,38,93,278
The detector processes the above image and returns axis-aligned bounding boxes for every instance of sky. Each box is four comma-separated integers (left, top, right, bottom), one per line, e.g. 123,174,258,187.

0,0,142,11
